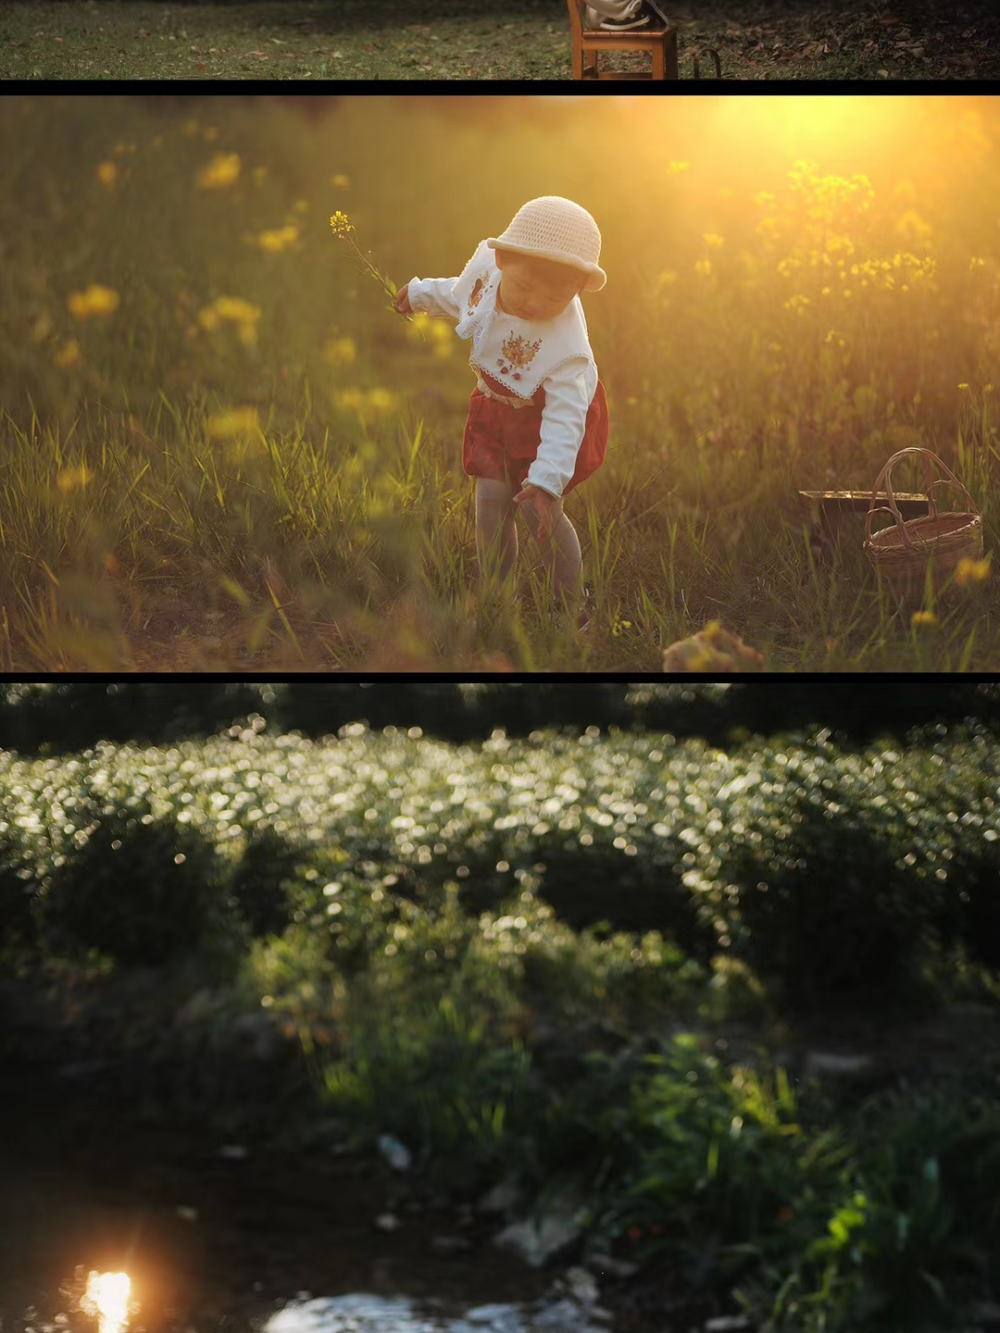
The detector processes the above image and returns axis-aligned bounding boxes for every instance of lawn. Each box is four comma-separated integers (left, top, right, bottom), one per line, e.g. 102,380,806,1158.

3,94,1000,672
2,0,1000,80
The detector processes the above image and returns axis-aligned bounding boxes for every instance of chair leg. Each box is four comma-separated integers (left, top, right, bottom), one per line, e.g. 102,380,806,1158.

665,29,679,78
573,38,585,78
652,42,665,78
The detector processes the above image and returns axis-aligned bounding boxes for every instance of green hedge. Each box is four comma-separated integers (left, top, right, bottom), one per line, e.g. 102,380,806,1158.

3,724,1000,1006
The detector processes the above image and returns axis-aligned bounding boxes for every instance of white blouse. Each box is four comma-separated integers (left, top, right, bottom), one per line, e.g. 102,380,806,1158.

407,242,599,499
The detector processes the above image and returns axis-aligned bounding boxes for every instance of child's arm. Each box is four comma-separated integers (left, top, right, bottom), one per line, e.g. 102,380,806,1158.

513,360,593,541
396,274,463,322
525,358,593,498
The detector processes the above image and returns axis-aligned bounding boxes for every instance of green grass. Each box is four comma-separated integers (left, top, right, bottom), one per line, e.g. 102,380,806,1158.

5,0,1000,80
1,0,999,80
3,95,1000,671
0,0,570,81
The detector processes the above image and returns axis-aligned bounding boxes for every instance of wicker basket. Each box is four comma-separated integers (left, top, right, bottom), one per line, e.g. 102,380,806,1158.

863,447,983,601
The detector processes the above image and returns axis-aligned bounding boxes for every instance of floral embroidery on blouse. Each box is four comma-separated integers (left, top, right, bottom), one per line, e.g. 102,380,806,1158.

467,273,490,315
497,332,543,382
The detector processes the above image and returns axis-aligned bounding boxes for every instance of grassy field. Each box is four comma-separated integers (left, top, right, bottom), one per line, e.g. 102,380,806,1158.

2,0,1000,80
3,94,1000,672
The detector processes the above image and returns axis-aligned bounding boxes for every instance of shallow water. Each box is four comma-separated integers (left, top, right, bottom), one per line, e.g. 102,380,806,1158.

0,1047,597,1333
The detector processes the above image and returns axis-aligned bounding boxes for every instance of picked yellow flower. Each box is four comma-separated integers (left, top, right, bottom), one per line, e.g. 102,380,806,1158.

955,557,991,587
67,284,120,321
330,210,355,239
198,152,241,190
96,161,117,187
56,464,95,493
206,407,260,440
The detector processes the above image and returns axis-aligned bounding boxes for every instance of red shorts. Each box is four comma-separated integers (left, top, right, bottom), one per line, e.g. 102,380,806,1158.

462,381,609,496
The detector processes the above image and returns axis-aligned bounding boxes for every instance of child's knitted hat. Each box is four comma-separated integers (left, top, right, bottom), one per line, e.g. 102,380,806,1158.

487,196,606,292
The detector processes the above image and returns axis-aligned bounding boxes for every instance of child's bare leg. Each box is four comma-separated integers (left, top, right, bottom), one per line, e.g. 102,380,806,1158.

475,478,518,587
521,500,583,603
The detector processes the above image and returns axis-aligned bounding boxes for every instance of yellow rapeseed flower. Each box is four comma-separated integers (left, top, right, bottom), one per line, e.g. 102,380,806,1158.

366,388,398,413
668,161,690,174
198,153,241,191
206,407,260,440
955,557,991,587
257,225,299,254
895,210,933,245
911,610,938,628
324,336,357,365
335,388,366,412
56,464,95,494
694,259,712,278
54,339,83,370
67,284,120,321
331,174,350,188
96,161,117,187
198,296,261,348
330,210,355,239
703,234,725,249
958,383,970,391
212,296,260,324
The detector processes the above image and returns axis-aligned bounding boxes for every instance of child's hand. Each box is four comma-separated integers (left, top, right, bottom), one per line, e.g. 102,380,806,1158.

394,283,413,315
514,483,560,542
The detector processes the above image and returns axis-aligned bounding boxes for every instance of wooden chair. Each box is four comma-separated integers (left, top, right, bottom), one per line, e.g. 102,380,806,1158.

567,0,679,80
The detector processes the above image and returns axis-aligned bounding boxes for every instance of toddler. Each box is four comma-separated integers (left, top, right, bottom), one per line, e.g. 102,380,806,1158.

395,195,609,619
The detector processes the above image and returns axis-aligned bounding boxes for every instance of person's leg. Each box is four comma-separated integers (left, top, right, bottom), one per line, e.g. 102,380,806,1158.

475,477,518,588
520,499,583,604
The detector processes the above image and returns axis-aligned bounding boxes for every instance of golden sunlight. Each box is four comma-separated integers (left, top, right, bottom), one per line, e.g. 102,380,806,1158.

81,1271,131,1333
711,94,917,158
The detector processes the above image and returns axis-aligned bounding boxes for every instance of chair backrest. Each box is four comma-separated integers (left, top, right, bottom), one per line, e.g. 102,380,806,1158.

566,0,586,39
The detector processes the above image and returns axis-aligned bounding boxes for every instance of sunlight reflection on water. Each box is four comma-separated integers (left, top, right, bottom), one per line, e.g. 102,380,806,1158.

80,1272,131,1333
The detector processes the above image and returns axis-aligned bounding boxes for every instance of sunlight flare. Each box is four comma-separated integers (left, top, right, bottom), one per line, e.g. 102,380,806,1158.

81,1271,131,1333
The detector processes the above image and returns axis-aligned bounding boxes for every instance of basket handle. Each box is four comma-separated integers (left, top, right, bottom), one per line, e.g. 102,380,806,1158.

865,447,979,548
692,46,722,77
